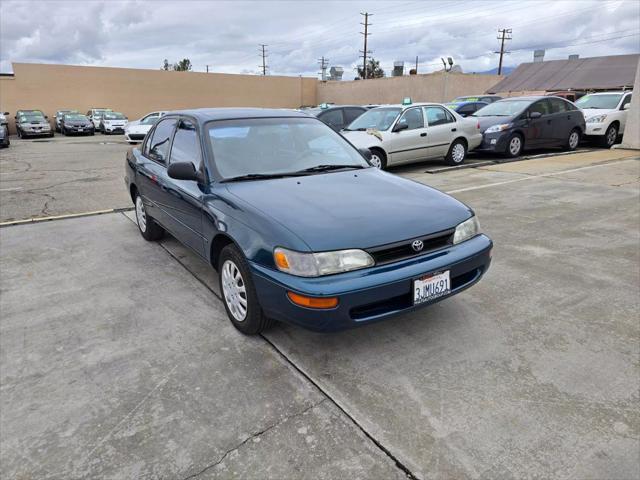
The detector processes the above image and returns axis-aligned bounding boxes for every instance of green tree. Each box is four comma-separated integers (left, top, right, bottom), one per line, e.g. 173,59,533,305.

357,58,385,79
173,58,192,71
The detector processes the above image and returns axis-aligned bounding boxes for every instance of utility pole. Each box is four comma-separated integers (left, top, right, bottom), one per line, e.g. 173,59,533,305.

415,56,418,74
206,65,209,73
360,12,372,79
495,28,512,75
318,56,329,81
259,44,269,76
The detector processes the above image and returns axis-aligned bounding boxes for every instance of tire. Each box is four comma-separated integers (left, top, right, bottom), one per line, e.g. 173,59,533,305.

218,244,274,335
565,128,580,151
601,123,618,148
49,132,54,138
369,148,387,169
134,193,164,241
445,138,467,165
16,128,22,139
504,133,523,158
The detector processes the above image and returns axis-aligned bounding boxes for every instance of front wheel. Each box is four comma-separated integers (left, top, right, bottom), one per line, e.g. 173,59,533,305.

504,134,523,158
565,128,580,151
219,244,274,335
601,124,618,148
134,193,164,241
369,149,387,169
445,139,467,165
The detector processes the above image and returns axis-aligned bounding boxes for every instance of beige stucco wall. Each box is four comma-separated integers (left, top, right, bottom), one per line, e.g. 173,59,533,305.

0,63,317,133
619,60,640,149
317,71,503,105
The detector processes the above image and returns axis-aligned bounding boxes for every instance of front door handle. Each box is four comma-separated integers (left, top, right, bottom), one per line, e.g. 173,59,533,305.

420,132,427,137
451,128,457,132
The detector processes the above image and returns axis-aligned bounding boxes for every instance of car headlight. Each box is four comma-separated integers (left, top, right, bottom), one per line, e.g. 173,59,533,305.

274,247,374,277
586,114,607,123
453,216,480,244
484,123,511,134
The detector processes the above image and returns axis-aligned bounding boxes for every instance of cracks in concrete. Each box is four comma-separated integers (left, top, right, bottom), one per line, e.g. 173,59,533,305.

182,399,326,480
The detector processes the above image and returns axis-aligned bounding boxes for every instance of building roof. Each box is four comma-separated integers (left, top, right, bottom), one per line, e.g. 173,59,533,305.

487,54,639,94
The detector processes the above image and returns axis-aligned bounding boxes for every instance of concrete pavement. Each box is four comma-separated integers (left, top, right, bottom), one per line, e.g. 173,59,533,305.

1,148,639,479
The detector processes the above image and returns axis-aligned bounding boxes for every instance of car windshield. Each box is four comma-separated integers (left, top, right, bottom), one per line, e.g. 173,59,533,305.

141,115,160,125
19,114,45,122
575,94,623,110
104,112,126,120
64,114,86,121
472,100,531,117
208,117,369,180
346,107,401,131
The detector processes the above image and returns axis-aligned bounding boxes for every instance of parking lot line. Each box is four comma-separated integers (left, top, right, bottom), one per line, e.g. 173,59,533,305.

446,158,638,194
0,207,133,227
0,187,23,192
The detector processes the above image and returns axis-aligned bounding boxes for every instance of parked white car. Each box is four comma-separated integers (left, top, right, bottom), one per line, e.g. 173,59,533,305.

576,91,633,147
99,111,128,134
341,101,482,168
124,111,167,144
86,108,112,129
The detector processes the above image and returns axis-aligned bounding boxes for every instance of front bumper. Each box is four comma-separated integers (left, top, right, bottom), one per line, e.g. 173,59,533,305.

20,128,52,137
474,131,510,153
66,126,93,134
250,234,492,331
125,132,146,142
584,123,606,136
104,125,125,133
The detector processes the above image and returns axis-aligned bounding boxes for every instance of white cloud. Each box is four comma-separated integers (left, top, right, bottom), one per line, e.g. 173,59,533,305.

1,0,638,76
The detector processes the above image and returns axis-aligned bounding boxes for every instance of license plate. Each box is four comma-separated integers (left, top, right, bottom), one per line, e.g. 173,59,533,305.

77,128,83,132
413,271,450,305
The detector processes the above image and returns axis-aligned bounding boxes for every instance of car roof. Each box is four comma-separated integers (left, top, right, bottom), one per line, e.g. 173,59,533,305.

584,91,630,95
166,108,310,122
494,96,548,102
447,101,487,106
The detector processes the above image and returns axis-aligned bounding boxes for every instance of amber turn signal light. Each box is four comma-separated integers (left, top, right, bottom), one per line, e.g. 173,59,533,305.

287,292,338,309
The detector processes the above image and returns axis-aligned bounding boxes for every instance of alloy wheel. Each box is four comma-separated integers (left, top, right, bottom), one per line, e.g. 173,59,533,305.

370,154,383,169
606,126,617,147
135,196,147,233
509,136,521,156
451,143,466,163
569,131,580,149
221,260,248,322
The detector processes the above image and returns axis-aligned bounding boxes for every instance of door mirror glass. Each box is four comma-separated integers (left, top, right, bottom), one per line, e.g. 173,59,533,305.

167,162,199,181
393,121,409,132
529,111,542,119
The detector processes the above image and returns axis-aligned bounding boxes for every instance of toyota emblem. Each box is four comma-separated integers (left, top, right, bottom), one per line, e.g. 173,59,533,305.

411,240,424,252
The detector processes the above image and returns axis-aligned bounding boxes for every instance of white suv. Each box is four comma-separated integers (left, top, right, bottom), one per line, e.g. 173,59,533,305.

341,101,482,168
576,91,633,147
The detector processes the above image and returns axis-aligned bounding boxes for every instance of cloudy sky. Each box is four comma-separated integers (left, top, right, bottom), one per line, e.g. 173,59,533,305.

1,0,638,77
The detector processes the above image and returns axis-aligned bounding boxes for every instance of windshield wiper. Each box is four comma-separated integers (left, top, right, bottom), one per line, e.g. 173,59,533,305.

220,173,299,183
294,164,367,174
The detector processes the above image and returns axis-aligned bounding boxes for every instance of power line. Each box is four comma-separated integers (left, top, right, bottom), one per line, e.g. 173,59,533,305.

258,44,269,76
360,12,372,79
318,56,329,81
495,28,512,75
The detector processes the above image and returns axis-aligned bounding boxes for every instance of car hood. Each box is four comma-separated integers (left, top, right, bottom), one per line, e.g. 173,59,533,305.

66,121,92,126
581,108,615,119
20,120,48,126
126,123,152,133
342,130,386,149
474,115,517,133
225,168,472,251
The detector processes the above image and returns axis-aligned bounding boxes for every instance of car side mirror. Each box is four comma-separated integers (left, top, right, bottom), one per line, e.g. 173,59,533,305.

529,111,542,119
358,147,372,161
622,103,631,110
3,112,8,115
167,162,201,182
393,122,409,132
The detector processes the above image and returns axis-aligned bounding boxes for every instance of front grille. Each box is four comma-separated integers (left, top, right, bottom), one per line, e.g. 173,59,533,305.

367,229,454,265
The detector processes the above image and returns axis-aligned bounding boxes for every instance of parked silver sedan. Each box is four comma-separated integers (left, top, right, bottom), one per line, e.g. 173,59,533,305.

342,100,482,168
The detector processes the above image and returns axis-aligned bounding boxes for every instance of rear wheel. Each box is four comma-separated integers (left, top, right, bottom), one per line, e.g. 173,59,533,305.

601,123,618,148
505,134,523,158
369,149,387,169
219,244,274,335
445,139,467,165
134,193,164,241
565,128,580,151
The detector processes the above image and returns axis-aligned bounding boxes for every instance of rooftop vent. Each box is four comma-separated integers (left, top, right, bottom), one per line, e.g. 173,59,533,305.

533,50,545,63
328,66,344,81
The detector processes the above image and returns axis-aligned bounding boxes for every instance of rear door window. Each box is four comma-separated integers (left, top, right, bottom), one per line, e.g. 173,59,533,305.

424,106,454,126
146,118,177,164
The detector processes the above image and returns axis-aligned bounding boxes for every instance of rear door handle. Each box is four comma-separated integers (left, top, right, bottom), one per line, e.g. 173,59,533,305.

420,132,427,137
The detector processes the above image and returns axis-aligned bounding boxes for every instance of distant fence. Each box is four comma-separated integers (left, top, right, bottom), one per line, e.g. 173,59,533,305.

317,71,503,105
0,63,318,133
